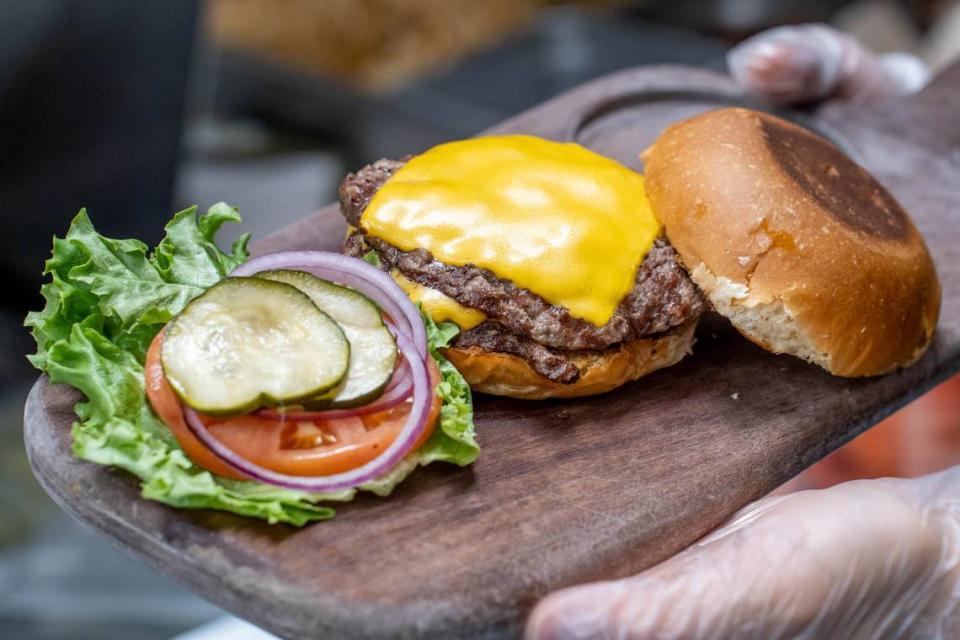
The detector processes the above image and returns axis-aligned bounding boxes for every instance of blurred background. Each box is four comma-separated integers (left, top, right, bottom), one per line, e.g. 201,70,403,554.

2,1,958,638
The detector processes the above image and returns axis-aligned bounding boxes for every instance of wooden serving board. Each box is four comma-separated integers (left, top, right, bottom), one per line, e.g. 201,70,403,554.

25,65,960,639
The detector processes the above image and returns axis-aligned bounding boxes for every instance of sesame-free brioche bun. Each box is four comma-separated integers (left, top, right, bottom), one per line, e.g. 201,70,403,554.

643,108,940,377
441,319,697,399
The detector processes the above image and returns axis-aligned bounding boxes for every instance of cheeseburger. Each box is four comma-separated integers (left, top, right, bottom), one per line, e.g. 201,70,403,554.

340,135,705,399
339,108,940,398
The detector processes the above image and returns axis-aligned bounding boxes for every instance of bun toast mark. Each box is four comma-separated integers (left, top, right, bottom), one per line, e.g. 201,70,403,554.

761,118,908,240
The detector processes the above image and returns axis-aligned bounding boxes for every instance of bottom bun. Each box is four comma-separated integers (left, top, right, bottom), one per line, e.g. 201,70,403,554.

442,320,698,399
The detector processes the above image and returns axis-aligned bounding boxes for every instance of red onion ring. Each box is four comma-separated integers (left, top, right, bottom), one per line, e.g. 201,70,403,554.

230,251,427,357
256,357,413,421
382,350,408,392
181,337,432,492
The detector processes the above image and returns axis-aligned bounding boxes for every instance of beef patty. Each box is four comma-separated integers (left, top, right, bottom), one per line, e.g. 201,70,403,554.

340,158,705,383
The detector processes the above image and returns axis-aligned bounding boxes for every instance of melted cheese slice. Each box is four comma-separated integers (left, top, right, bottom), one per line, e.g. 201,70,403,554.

391,271,486,330
360,135,660,326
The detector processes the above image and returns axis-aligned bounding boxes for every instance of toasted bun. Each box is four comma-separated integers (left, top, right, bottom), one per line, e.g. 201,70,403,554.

643,108,940,377
441,320,697,399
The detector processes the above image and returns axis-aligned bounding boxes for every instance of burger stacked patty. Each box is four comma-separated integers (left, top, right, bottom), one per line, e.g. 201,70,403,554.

340,158,705,384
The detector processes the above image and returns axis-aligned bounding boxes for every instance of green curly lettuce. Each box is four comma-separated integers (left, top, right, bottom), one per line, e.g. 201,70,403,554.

26,205,478,525
417,312,478,466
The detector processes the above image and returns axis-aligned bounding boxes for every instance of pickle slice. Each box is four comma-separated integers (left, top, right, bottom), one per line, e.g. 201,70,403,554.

161,277,349,416
258,270,397,409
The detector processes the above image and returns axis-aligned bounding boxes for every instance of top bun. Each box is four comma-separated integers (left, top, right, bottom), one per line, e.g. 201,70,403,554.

643,108,940,377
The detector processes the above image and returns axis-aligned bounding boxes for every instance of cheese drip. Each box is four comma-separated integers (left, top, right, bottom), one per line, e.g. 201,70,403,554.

391,271,486,330
360,135,660,326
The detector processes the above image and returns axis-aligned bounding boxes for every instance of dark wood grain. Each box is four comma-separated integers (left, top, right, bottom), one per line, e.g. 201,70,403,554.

24,64,960,639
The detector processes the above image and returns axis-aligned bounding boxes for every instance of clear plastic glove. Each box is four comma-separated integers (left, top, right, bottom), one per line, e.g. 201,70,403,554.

727,23,930,105
527,467,960,639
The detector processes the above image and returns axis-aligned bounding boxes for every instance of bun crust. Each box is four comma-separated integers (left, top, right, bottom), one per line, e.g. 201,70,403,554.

442,320,697,399
643,108,940,376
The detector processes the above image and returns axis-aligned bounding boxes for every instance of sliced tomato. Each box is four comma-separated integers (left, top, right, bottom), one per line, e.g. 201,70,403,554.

145,331,440,480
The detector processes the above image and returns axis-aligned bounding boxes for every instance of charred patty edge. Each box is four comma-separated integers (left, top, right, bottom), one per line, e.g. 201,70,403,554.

347,228,704,350
346,230,699,384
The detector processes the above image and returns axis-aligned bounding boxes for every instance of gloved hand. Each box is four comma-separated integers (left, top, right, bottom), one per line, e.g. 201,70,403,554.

526,467,960,639
726,23,930,105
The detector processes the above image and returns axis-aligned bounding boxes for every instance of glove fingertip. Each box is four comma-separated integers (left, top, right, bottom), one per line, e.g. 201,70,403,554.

526,584,620,640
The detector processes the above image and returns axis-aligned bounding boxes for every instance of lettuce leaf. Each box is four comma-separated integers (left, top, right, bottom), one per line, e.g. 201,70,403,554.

361,249,382,268
417,312,479,466
27,205,339,524
26,205,478,525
